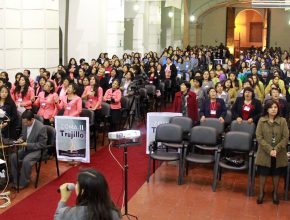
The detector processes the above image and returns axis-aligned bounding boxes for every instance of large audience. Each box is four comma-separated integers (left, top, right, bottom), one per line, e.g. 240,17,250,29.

0,43,290,140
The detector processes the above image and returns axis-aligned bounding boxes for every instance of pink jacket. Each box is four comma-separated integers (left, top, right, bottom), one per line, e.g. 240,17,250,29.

29,77,35,88
34,91,58,119
59,86,68,99
12,87,35,109
83,86,103,110
103,88,121,109
57,95,82,117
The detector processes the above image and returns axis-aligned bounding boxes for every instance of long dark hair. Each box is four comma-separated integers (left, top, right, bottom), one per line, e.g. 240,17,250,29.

89,75,100,97
263,99,280,118
15,76,30,97
76,169,120,220
0,85,15,106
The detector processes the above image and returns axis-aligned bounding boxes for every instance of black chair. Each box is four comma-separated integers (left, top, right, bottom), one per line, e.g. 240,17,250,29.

147,123,184,185
169,116,193,142
80,109,96,151
200,118,225,142
212,131,253,196
182,126,219,183
35,125,59,188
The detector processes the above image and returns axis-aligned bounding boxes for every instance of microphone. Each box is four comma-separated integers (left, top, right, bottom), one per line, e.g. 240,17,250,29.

57,183,75,193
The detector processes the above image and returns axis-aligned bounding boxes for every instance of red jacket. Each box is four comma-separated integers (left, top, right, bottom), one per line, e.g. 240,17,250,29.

173,91,198,122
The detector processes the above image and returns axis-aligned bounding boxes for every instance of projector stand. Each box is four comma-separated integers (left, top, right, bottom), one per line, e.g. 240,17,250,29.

122,142,138,220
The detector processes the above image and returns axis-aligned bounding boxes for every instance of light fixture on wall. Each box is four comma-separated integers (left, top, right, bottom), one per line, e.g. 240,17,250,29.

288,19,290,25
189,15,195,22
168,11,174,18
133,3,139,11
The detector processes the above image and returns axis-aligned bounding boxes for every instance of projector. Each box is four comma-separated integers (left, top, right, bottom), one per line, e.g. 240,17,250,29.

108,130,141,140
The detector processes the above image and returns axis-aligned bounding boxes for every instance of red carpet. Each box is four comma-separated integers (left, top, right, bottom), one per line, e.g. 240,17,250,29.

1,126,149,220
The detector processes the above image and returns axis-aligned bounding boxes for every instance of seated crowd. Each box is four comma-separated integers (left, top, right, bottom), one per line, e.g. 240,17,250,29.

1,44,290,195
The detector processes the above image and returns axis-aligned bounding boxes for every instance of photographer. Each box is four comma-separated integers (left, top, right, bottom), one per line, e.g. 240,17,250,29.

54,169,120,220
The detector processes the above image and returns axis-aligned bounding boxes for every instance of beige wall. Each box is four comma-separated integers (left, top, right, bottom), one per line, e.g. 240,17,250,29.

270,9,290,51
201,7,226,46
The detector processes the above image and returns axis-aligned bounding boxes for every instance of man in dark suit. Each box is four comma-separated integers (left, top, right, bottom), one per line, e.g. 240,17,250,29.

10,110,47,189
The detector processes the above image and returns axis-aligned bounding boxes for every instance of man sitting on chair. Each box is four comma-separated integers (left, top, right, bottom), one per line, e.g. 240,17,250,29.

10,110,47,189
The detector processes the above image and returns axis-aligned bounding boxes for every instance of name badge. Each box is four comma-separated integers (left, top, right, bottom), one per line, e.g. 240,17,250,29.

210,110,216,115
243,106,250,111
18,98,23,102
89,99,93,102
66,106,71,110
41,102,46,107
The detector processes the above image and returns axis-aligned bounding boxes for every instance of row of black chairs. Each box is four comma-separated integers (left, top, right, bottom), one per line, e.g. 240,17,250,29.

146,116,290,199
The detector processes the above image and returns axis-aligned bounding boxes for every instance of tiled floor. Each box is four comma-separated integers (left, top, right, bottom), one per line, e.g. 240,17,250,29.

127,162,290,220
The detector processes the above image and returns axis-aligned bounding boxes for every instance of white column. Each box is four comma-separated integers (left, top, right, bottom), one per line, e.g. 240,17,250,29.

106,0,124,57
144,1,161,52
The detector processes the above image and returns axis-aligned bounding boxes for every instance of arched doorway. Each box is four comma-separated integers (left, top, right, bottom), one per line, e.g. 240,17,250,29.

233,9,267,56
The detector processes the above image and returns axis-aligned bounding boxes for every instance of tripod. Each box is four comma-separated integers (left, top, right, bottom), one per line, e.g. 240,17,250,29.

113,140,138,220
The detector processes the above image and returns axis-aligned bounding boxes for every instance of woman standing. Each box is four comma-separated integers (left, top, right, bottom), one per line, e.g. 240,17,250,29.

34,81,59,125
0,86,18,139
12,75,35,113
57,83,82,117
103,80,122,131
173,81,198,123
54,169,120,220
231,87,262,125
255,100,289,204
82,75,103,122
200,87,227,123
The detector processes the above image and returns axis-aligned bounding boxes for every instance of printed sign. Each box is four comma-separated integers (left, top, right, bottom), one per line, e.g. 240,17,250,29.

146,112,182,154
55,116,90,163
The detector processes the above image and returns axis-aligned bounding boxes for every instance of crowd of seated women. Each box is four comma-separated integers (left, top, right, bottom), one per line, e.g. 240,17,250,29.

0,44,290,142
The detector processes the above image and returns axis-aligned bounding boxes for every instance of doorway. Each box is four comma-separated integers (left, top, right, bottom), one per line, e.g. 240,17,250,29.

226,8,268,58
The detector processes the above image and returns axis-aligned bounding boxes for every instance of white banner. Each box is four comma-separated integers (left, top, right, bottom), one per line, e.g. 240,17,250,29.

55,116,90,163
146,112,182,154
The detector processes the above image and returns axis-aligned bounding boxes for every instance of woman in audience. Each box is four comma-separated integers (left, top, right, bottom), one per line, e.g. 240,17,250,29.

34,81,59,125
0,85,18,139
173,81,198,123
11,72,23,95
35,76,47,97
103,80,122,131
209,69,219,86
67,58,78,79
250,75,264,102
0,71,12,89
265,75,286,96
231,87,262,124
12,75,35,113
57,83,82,117
215,82,230,108
255,100,289,205
77,76,90,97
228,72,242,91
190,76,206,109
224,79,237,105
120,71,134,97
82,75,103,122
54,168,120,220
201,70,214,90
58,77,71,99
200,87,227,123
264,88,289,118
106,69,120,89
